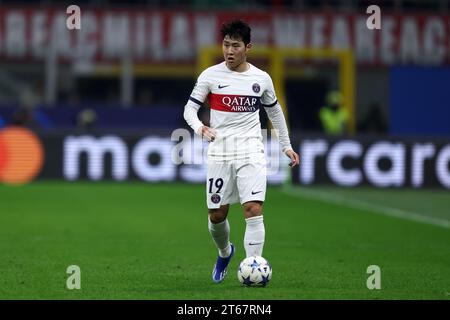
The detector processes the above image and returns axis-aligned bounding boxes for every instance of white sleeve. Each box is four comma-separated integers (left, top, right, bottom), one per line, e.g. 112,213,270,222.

183,102,203,135
183,70,211,134
262,73,293,153
261,72,278,108
264,104,293,154
264,104,293,155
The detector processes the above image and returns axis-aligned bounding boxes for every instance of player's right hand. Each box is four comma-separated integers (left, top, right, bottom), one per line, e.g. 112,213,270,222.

198,126,217,142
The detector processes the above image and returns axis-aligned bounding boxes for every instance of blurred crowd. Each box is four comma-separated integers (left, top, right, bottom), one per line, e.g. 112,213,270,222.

0,0,443,135
0,0,448,11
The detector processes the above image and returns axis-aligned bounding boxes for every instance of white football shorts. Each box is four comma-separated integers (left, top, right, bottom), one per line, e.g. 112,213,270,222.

206,153,267,209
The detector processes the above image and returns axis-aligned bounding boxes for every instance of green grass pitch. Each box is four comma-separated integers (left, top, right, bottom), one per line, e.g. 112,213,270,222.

0,182,449,299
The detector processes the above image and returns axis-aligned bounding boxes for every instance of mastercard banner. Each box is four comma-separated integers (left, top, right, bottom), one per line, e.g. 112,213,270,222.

0,127,44,185
1,127,449,189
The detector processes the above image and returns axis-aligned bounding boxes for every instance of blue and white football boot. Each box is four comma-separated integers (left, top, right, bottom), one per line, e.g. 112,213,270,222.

212,243,235,283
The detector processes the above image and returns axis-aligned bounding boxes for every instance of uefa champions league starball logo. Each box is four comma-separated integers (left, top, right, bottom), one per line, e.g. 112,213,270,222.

211,194,221,204
252,83,260,93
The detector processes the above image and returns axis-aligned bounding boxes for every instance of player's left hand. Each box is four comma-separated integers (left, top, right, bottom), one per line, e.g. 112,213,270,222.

286,150,300,168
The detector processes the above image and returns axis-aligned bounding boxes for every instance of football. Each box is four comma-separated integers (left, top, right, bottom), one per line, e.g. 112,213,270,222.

237,256,272,286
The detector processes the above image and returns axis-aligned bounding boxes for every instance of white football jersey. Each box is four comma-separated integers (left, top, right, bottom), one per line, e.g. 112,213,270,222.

189,61,278,160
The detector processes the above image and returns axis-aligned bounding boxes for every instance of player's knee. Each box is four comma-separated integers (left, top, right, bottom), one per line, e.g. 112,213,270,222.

243,202,263,218
208,208,228,223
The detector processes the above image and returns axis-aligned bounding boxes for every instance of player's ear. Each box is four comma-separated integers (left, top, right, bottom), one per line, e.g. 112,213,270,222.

245,42,252,52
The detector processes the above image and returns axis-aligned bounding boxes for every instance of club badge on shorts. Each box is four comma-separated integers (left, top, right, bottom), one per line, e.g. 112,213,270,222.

252,83,260,93
211,193,221,204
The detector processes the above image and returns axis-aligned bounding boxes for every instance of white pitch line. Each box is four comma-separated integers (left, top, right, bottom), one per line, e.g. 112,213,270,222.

282,187,450,229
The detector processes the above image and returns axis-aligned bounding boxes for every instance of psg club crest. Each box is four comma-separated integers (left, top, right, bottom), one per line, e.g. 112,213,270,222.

211,194,221,204
252,83,260,93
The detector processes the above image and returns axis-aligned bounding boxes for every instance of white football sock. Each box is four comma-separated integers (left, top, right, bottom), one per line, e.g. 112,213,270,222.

208,218,232,258
244,215,265,257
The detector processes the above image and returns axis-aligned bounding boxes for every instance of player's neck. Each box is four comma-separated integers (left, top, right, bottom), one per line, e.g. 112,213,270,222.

226,60,250,73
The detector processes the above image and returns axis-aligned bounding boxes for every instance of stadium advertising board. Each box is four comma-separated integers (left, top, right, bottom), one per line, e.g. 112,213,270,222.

32,131,450,189
0,7,449,65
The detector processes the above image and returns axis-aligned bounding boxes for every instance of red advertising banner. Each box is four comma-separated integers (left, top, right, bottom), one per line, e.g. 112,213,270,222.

0,7,449,65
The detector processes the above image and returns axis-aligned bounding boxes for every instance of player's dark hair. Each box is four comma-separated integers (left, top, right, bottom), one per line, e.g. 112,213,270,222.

220,20,251,46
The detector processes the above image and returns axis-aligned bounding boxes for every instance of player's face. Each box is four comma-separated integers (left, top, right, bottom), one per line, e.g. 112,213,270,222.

222,35,251,70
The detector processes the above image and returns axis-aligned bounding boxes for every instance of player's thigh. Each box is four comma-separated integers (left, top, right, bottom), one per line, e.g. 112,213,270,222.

206,161,236,209
236,156,267,205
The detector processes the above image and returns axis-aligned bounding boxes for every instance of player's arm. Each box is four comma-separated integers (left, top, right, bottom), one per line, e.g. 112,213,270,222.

183,71,217,142
262,74,300,167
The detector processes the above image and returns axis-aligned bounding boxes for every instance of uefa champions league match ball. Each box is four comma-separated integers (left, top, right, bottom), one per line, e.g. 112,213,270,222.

237,256,272,287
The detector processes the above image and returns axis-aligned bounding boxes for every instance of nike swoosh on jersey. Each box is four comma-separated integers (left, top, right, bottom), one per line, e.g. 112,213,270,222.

251,191,263,195
218,84,230,89
248,242,263,246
